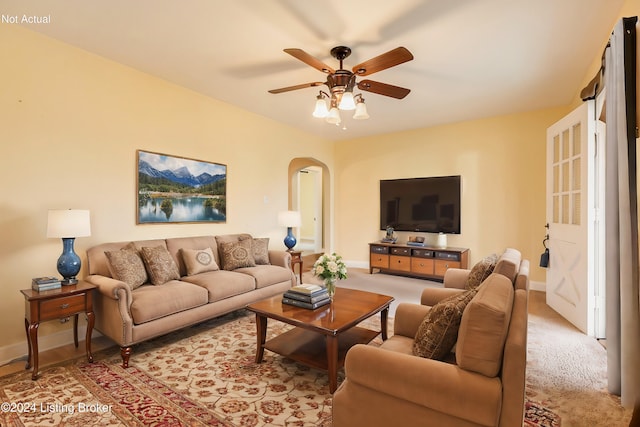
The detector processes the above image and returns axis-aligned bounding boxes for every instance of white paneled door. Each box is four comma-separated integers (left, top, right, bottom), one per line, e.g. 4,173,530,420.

546,100,604,337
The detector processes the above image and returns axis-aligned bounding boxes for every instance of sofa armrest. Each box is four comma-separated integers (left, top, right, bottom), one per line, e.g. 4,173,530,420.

420,287,465,306
443,268,470,289
342,345,502,426
85,274,132,305
393,303,431,338
268,250,291,269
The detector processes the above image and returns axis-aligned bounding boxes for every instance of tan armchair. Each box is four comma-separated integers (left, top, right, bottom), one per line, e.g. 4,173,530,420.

333,249,529,427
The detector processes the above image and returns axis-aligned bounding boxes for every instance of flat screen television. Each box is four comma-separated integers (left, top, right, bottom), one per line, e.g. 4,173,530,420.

380,175,461,234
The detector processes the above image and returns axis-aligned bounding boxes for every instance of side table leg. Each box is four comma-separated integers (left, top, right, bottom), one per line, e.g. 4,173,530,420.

255,314,267,363
27,322,39,380
381,307,390,341
85,311,95,363
326,335,339,393
73,314,79,348
24,318,32,370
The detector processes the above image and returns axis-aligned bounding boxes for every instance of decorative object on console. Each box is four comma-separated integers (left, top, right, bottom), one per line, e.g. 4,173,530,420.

381,226,397,243
436,232,447,248
47,209,91,285
406,235,425,247
278,210,301,250
311,253,347,300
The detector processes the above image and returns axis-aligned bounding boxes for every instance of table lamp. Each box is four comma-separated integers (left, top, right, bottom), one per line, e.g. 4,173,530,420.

278,210,301,251
47,209,91,285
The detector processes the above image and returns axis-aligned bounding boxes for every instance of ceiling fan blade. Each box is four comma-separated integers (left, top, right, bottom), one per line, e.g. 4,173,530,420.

268,82,325,94
284,48,336,74
352,47,414,76
357,80,411,99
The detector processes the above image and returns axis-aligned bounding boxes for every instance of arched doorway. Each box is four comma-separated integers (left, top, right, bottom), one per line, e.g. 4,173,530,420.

287,158,330,258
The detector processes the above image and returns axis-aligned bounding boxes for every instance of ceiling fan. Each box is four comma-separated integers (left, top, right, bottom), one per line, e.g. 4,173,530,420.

268,46,414,123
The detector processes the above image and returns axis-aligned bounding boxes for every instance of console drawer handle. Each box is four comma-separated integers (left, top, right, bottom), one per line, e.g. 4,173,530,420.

60,303,69,309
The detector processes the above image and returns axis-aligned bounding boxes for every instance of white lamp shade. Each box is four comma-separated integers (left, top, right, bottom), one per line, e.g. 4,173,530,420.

312,98,329,117
353,101,370,120
339,91,356,110
278,210,301,227
47,209,91,238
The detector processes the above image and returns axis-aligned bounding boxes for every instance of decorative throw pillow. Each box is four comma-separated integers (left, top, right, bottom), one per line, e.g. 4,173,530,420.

252,238,270,265
181,247,219,276
465,253,499,290
140,245,180,285
413,289,478,360
104,242,148,289
219,239,256,270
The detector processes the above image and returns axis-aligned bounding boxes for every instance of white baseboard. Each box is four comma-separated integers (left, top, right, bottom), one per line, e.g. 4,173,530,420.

345,260,369,269
0,326,102,366
529,280,546,292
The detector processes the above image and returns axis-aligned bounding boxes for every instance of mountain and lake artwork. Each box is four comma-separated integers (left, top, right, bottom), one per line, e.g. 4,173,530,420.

137,150,226,223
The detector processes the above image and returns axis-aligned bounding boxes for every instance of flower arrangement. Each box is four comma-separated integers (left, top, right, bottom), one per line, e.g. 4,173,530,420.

312,253,347,298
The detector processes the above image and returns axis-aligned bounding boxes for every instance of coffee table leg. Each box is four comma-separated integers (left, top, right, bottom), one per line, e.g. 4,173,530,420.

255,314,267,363
326,335,339,393
381,307,390,341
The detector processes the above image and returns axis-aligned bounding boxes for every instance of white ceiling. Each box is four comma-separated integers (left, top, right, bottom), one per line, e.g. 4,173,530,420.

4,0,626,141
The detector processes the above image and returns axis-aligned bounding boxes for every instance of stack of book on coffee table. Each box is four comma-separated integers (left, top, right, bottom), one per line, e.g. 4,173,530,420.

282,284,331,309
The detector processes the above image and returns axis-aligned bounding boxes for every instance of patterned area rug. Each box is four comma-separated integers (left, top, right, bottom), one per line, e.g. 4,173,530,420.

1,309,567,426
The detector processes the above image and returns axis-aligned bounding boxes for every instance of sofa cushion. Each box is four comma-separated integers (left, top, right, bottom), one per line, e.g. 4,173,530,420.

130,280,208,324
465,253,498,290
140,245,181,285
413,288,477,360
165,235,219,276
104,242,148,289
219,239,256,270
235,265,293,289
493,248,522,283
181,247,219,276
456,273,514,377
253,238,270,265
180,270,256,302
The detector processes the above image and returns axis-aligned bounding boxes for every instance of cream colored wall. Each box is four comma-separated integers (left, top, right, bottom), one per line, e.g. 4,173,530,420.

0,25,333,361
334,108,569,284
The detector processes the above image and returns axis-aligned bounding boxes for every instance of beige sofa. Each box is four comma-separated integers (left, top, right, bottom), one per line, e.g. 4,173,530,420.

333,249,529,427
85,234,295,367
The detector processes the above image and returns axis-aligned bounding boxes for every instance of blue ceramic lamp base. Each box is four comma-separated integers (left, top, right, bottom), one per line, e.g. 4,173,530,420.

57,238,81,285
283,227,297,251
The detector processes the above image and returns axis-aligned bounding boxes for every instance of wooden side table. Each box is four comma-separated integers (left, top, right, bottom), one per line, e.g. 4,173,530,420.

288,250,303,285
20,281,96,380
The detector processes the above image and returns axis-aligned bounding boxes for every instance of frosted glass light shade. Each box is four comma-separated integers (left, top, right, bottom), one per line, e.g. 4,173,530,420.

353,100,369,120
339,91,356,110
312,98,329,117
47,209,91,238
326,107,341,124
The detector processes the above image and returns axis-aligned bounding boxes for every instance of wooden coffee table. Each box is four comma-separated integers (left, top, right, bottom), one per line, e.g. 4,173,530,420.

246,287,394,393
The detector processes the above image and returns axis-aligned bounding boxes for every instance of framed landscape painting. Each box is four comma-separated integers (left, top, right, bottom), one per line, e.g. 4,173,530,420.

137,150,227,224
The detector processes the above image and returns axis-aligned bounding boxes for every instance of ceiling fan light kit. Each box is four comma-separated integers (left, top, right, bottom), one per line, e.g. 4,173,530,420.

269,45,413,127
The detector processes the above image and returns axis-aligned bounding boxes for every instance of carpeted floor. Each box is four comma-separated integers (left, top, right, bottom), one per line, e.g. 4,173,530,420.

0,270,633,426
